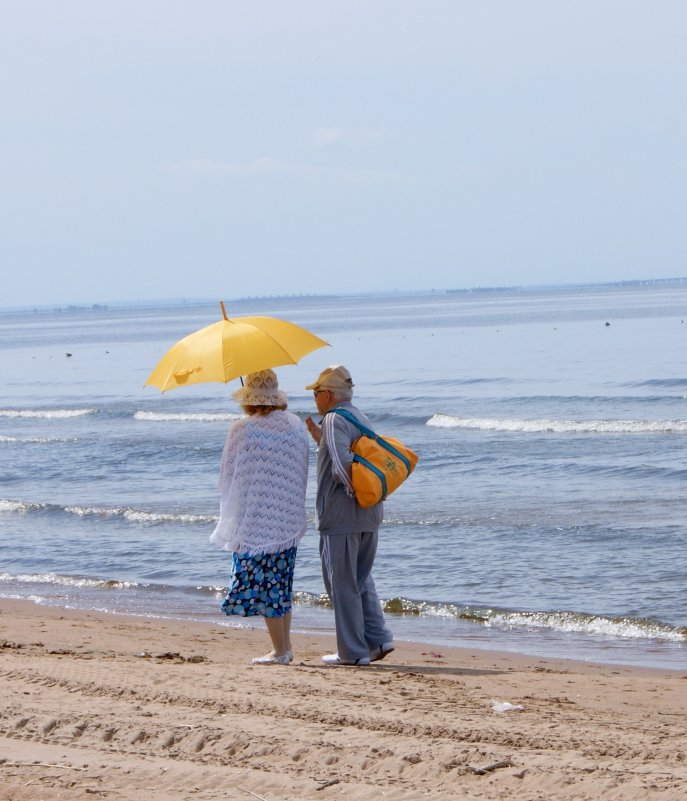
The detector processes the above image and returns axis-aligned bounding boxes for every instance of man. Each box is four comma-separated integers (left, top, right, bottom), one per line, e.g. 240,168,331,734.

305,365,394,666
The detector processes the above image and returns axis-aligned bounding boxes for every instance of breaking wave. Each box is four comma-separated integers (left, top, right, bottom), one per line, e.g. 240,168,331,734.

64,505,217,525
0,499,46,514
0,435,73,444
3,578,683,646
0,408,96,419
134,411,240,423
385,598,686,642
427,413,687,434
0,572,140,590
0,499,217,525
295,592,686,642
486,609,687,642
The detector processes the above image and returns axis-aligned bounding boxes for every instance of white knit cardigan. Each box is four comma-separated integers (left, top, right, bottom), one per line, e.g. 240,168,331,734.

209,410,310,556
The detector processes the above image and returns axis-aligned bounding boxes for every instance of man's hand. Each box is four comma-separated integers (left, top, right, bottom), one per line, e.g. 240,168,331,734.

305,416,321,445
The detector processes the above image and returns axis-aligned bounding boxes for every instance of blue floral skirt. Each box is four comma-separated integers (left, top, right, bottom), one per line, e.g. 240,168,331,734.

220,546,297,619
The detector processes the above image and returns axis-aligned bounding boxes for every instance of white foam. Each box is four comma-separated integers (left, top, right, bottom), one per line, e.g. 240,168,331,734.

0,408,96,419
64,505,121,518
123,510,217,524
64,504,216,525
427,413,687,434
489,610,686,642
0,593,47,605
0,499,45,514
0,435,73,444
0,499,215,524
134,411,240,423
0,572,138,590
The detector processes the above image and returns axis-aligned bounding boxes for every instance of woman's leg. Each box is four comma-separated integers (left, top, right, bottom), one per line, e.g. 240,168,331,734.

253,547,296,663
282,612,292,654
264,614,290,657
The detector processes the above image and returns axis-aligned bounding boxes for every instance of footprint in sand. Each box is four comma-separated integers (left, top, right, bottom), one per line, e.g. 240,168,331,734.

129,729,147,745
42,718,58,735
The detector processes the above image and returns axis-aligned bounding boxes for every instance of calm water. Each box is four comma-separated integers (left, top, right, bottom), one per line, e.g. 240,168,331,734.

1,284,686,668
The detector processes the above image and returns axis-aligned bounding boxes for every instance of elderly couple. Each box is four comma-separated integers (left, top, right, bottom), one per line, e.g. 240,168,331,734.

209,365,394,667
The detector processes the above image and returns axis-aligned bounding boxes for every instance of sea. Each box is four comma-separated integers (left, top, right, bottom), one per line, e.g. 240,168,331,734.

1,282,686,670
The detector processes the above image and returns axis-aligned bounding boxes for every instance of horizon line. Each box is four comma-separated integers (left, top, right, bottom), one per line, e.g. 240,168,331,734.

1,276,686,314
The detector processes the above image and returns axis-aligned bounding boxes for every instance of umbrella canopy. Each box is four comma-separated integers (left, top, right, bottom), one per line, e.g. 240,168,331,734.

145,302,329,392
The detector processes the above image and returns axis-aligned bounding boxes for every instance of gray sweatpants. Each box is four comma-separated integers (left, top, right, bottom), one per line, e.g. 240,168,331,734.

320,532,393,661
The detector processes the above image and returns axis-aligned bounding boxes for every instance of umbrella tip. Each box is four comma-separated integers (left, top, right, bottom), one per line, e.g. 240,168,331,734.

220,300,228,321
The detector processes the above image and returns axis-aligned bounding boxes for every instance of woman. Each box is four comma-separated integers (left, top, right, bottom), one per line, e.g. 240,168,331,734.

210,369,309,665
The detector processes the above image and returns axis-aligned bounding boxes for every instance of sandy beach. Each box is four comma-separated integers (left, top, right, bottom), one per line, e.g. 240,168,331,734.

0,599,685,801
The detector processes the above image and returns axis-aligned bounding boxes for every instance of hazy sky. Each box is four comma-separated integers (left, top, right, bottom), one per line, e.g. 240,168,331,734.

2,1,686,308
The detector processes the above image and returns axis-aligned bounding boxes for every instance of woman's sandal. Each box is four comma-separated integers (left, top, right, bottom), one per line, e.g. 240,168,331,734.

251,651,293,665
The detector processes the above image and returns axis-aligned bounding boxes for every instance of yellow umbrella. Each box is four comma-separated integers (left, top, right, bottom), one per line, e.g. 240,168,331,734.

145,302,329,392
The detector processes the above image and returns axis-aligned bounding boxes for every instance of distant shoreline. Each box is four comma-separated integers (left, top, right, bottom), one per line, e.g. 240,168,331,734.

2,276,687,315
